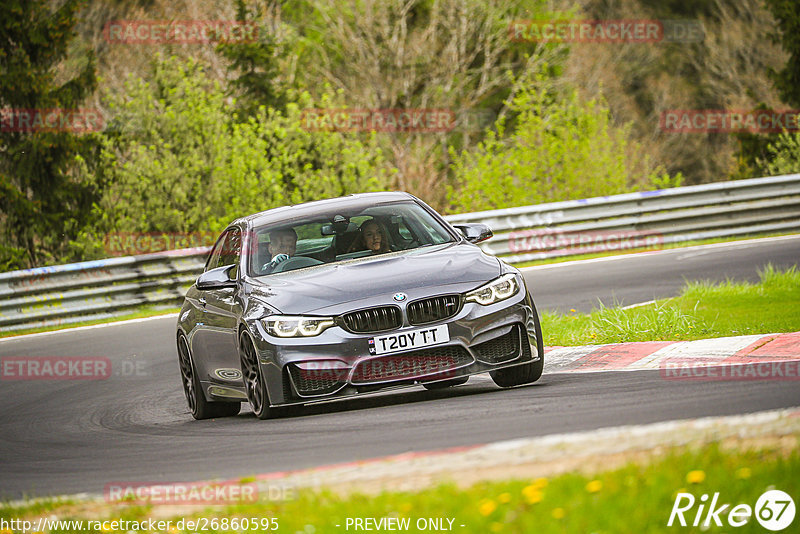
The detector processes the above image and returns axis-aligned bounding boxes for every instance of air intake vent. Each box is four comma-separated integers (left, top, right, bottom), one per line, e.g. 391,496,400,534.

407,295,461,325
287,364,345,397
340,306,402,333
474,324,522,363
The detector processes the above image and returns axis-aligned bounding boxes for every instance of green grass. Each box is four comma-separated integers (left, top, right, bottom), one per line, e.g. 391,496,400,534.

542,265,800,346
2,440,796,533
0,305,179,339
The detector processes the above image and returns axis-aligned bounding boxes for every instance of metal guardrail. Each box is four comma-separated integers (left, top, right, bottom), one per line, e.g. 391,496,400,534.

1,174,799,331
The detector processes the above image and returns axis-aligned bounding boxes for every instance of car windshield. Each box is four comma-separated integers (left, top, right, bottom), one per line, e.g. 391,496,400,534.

249,201,455,276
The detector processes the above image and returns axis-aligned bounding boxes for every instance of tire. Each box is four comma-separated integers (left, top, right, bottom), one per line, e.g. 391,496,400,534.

177,334,240,420
490,298,545,388
239,331,274,420
422,376,469,390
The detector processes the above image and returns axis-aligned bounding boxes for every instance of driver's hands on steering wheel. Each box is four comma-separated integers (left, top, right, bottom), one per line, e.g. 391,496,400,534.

262,253,290,273
270,253,289,267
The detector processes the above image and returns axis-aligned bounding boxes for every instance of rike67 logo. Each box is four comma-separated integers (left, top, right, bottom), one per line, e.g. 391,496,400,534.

668,489,795,531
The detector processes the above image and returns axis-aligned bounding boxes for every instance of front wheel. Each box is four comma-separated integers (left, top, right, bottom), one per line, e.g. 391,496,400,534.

490,299,545,388
239,331,274,420
177,334,240,419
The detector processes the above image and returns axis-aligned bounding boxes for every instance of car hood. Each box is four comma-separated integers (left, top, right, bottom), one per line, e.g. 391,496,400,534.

248,242,501,315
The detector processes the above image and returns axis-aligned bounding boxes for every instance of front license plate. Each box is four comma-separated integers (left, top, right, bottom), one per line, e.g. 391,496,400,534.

369,325,450,355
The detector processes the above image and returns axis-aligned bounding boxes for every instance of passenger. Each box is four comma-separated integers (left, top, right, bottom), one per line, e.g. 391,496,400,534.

358,219,391,254
263,228,297,272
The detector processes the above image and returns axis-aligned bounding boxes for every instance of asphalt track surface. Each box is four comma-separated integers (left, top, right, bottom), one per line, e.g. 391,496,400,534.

1,236,799,499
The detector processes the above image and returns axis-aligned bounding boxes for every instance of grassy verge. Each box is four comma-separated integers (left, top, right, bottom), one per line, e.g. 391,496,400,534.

0,305,179,339
2,439,796,533
542,265,800,346
515,232,795,268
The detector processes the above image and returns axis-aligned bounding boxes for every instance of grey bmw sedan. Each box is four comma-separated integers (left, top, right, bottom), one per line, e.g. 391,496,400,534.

176,192,543,419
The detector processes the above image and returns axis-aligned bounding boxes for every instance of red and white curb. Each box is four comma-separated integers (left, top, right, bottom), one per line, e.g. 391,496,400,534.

247,408,800,496
543,331,800,377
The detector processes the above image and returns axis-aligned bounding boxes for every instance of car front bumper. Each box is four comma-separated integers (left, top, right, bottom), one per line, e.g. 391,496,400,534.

247,286,540,406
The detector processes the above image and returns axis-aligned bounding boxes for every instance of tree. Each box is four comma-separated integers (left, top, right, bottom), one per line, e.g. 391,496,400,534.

281,0,567,208
0,0,99,270
75,54,393,258
764,0,800,108
217,0,288,117
733,0,800,178
448,73,680,213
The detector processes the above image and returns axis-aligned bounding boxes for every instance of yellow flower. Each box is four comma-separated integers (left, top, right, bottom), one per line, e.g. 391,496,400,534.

570,308,576,313
522,485,543,504
585,480,603,493
686,470,706,484
735,467,751,480
498,492,512,503
551,507,566,519
400,502,413,513
490,522,503,532
2,529,14,534
479,499,497,516
532,477,548,489
101,525,113,533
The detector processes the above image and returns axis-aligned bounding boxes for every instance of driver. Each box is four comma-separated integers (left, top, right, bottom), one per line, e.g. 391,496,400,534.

262,228,297,273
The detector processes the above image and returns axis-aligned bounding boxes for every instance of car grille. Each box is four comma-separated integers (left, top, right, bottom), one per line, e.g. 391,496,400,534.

351,345,473,384
340,306,402,333
474,324,522,363
407,294,461,325
287,364,345,397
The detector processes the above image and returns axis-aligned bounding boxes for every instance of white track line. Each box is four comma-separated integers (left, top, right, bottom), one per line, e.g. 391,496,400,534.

521,234,800,271
0,313,178,343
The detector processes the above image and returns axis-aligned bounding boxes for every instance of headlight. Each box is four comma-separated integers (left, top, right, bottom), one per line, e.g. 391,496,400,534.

262,316,335,337
465,273,520,305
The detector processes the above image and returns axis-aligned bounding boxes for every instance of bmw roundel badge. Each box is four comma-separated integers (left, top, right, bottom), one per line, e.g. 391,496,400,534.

393,292,408,302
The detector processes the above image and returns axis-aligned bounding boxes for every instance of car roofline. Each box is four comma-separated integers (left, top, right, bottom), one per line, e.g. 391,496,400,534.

233,191,419,228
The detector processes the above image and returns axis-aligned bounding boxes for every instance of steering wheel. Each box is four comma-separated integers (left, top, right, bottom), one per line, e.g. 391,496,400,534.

271,256,323,273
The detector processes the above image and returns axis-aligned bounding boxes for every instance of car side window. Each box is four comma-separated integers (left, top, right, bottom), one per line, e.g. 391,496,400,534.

218,228,241,276
204,231,228,272
204,228,241,274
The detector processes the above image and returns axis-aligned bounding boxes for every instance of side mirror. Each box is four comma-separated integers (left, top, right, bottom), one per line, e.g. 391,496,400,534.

197,265,237,290
453,223,493,244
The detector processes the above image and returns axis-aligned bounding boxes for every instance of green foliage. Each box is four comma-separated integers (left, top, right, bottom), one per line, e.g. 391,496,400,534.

75,55,392,257
0,0,99,269
760,130,800,176
447,74,680,213
734,1,800,178
764,0,800,108
216,0,288,116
